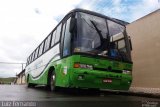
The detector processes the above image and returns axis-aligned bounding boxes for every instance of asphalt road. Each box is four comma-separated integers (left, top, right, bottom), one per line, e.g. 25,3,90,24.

0,85,160,107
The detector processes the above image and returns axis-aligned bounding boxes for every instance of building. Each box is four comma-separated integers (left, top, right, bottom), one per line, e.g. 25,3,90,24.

15,69,26,84
126,9,160,93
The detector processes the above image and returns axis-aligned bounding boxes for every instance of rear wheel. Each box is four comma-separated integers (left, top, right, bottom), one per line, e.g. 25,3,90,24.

88,88,100,93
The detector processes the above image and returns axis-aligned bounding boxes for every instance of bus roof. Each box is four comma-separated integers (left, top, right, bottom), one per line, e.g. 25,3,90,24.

26,8,129,62
67,8,129,26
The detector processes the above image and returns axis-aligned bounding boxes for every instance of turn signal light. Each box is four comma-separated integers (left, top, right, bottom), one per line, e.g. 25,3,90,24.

73,63,93,70
74,63,80,68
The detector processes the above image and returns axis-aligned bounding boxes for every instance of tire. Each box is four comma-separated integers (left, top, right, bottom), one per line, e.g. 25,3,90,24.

28,83,35,88
88,88,100,93
47,71,57,91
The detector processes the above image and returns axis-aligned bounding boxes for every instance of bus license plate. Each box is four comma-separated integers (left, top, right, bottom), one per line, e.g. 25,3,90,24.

103,79,112,83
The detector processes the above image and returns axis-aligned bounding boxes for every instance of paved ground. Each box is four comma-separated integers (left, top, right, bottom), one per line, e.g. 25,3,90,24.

0,85,160,107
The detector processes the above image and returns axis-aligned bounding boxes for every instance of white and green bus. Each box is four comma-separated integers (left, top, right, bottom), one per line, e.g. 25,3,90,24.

25,9,133,91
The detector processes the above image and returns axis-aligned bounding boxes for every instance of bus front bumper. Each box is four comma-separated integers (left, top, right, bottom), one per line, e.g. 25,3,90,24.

69,68,132,90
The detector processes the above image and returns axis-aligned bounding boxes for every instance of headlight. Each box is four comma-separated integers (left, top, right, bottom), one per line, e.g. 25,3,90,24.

74,63,93,70
122,70,131,75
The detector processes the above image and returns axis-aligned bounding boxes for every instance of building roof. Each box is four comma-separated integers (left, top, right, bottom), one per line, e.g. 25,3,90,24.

16,69,25,77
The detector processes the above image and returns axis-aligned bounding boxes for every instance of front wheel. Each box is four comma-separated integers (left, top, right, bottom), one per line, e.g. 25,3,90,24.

27,75,35,88
47,71,57,91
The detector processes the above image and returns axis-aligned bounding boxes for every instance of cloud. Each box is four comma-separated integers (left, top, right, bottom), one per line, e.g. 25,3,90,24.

77,0,98,10
0,0,82,77
78,0,159,22
0,0,159,77
130,0,160,21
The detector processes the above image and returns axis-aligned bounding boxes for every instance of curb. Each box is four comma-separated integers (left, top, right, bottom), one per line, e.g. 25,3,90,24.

119,91,160,98
101,90,160,98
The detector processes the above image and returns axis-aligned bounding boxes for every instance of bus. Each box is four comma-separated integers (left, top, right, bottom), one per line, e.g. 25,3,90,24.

25,9,133,91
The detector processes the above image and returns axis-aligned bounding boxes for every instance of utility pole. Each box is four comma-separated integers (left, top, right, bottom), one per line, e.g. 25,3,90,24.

22,63,24,71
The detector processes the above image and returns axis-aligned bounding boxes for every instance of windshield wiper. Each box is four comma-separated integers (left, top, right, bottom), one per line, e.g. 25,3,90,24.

90,20,109,51
90,20,103,42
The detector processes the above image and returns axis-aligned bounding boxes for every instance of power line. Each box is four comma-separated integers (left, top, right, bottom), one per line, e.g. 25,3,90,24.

0,62,26,64
0,62,26,71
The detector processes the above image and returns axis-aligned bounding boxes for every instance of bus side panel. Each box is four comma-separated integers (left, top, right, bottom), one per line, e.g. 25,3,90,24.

55,58,71,87
25,44,60,85
54,55,81,87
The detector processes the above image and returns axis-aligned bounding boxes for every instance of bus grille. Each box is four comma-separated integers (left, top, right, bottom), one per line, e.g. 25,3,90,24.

93,67,122,73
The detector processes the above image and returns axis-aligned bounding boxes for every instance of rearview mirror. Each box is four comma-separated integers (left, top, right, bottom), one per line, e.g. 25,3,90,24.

69,18,76,33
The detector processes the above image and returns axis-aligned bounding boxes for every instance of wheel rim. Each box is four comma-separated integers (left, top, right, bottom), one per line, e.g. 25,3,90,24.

50,74,55,90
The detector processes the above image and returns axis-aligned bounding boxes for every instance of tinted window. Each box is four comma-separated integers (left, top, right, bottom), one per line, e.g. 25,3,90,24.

107,20,124,36
54,24,62,43
26,58,29,65
30,54,32,63
28,56,31,64
76,12,105,52
44,34,51,52
61,23,66,42
31,52,35,62
51,30,56,47
63,18,71,57
34,48,39,59
38,42,44,56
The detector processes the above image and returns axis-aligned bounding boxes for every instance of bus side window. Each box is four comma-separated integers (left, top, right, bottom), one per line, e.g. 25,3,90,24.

61,22,66,57
54,24,62,44
30,53,33,63
34,48,39,60
44,34,51,52
63,18,71,57
31,52,34,62
51,30,56,47
38,42,44,57
26,58,29,66
28,56,31,64
30,55,32,63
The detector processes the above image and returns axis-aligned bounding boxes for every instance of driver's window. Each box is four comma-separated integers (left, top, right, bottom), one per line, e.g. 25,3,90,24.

62,18,72,57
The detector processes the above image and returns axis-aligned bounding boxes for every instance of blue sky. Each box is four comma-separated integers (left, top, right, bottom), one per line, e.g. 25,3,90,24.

33,0,159,22
0,0,159,77
75,0,159,22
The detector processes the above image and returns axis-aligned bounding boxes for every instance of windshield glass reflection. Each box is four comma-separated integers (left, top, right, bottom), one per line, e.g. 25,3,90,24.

73,12,130,62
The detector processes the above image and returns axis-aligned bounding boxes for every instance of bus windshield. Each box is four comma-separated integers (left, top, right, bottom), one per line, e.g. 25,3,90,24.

73,12,131,62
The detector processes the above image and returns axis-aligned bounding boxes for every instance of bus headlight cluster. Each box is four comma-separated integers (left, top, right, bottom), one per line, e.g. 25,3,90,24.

74,63,93,70
122,70,131,75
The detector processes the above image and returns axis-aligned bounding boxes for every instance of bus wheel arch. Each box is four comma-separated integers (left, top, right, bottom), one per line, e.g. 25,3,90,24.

27,74,31,87
27,74,30,83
